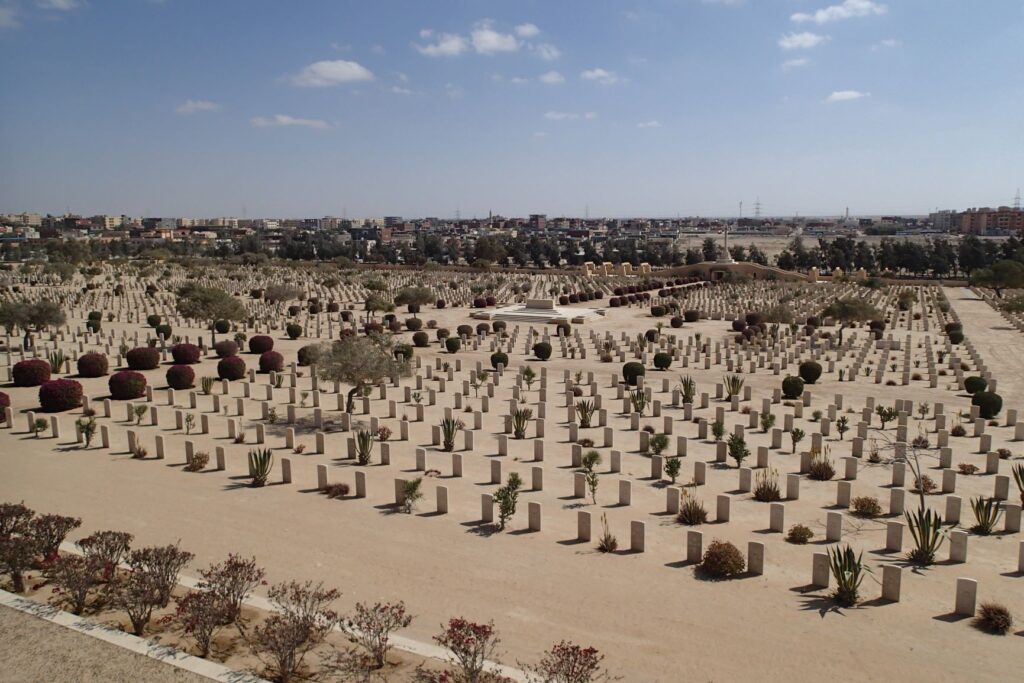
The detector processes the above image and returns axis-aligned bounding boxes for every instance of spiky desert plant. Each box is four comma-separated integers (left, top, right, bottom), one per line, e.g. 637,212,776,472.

48,349,67,374
440,418,463,452
677,490,708,526
723,373,744,399
596,513,617,553
1012,463,1024,505
678,375,696,405
905,507,944,566
970,497,1003,535
355,429,374,465
400,478,422,513
753,468,781,502
512,407,533,439
973,603,1014,635
629,389,648,415
828,544,866,607
248,448,273,487
201,376,215,395
575,400,596,428
807,448,835,480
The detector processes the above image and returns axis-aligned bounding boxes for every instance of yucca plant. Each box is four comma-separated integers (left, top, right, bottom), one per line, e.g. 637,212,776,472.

678,375,696,405
248,448,273,487
723,374,744,399
629,389,648,416
201,376,215,395
905,507,944,566
575,400,596,428
753,468,781,502
48,350,67,373
512,408,532,440
440,418,463,452
355,429,374,465
597,513,617,553
1012,463,1024,505
401,478,423,514
828,544,866,607
970,497,1003,536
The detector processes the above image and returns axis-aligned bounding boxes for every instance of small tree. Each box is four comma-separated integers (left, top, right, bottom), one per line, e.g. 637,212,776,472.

77,530,133,582
664,456,681,484
196,554,266,625
727,433,749,468
524,641,613,683
791,427,805,454
494,473,523,530
175,284,247,347
250,581,340,683
760,412,776,433
127,543,194,608
46,554,98,614
429,618,503,683
0,535,38,592
113,568,163,635
318,335,407,414
402,478,423,514
711,420,724,442
0,299,66,349
836,416,849,440
176,589,229,658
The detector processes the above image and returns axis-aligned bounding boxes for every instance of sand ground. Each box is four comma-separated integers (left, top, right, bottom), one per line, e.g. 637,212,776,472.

0,284,1021,681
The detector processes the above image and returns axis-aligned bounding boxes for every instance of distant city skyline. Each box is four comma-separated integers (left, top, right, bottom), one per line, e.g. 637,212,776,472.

1,1,1022,217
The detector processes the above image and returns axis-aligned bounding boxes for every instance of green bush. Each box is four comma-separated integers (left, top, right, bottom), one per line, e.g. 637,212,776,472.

412,331,429,348
963,376,987,395
622,362,645,387
445,337,461,354
972,391,1002,419
533,342,552,361
653,352,672,370
782,375,804,400
700,540,745,579
798,361,822,384
285,323,302,340
490,352,508,370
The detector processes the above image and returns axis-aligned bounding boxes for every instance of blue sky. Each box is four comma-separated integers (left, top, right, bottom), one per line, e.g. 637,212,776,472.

1,0,1022,218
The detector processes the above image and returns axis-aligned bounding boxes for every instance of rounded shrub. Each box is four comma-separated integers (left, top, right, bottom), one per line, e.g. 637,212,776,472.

412,331,430,348
387,319,402,333
476,323,491,336
670,316,684,328
684,310,700,323
214,319,231,334
436,328,450,341
259,351,284,374
214,340,238,358
490,352,509,370
217,356,246,381
949,330,964,344
364,322,384,335
76,352,109,378
622,361,645,387
456,325,473,338
13,359,52,387
609,298,621,308
653,352,672,370
39,379,83,412
86,319,101,333
250,288,264,299
297,344,322,367
870,320,886,332
782,375,805,400
126,347,160,371
964,376,987,395
170,343,201,365
700,539,745,579
745,312,764,326
798,360,822,384
146,314,162,328
406,318,423,332
492,320,507,334
285,323,302,340
485,296,496,307
445,337,461,354
109,370,147,400
165,364,195,390
944,322,962,334
731,319,746,332
88,311,102,321
559,296,569,306
288,305,301,317
436,299,446,309
650,305,666,317
555,322,571,338
972,391,1003,419
645,329,659,343
472,297,486,308
533,342,552,361
248,335,274,354
155,323,172,339
327,302,340,313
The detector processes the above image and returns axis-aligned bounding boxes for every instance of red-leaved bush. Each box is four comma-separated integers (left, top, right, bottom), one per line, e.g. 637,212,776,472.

247,335,274,354
39,379,83,412
170,343,202,365
126,347,160,371
13,359,51,387
76,352,109,378
213,340,238,358
258,351,284,374
217,356,246,381
109,370,147,400
166,365,195,390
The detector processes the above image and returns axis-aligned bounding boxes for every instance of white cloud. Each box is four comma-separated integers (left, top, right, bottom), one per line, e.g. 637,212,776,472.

544,111,596,121
873,38,901,50
825,90,870,102
509,76,530,85
515,23,540,38
291,60,374,87
533,43,561,61
779,32,829,50
539,70,565,84
389,86,412,95
0,6,18,28
782,58,810,70
581,67,620,84
792,0,886,25
637,120,661,128
471,20,519,54
251,115,330,130
36,0,80,10
176,99,221,115
415,32,469,57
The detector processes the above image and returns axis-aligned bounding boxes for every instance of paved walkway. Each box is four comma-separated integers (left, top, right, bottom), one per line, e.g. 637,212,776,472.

947,287,1024,408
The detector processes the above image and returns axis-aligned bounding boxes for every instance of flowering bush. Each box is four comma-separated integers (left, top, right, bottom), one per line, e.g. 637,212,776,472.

126,347,160,371
39,379,84,412
13,359,51,387
247,335,274,354
170,343,202,364
76,352,108,377
217,356,246,381
109,371,147,400
166,365,196,390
